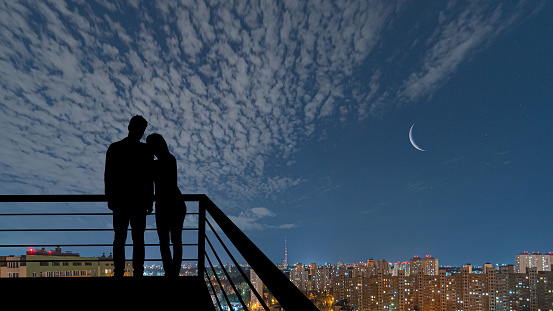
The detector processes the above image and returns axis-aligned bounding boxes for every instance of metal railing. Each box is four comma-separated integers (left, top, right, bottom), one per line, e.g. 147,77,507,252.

0,194,318,311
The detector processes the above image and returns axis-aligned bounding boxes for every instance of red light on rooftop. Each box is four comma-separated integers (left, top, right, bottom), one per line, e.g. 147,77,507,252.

48,250,52,254
29,248,34,253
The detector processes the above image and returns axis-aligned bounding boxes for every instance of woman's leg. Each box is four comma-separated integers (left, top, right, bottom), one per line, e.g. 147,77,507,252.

156,210,173,276
169,210,186,277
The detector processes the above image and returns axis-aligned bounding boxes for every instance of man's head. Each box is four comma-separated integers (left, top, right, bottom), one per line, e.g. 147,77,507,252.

128,115,148,141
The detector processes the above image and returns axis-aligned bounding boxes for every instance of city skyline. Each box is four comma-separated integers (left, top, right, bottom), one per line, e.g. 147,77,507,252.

1,0,552,268
288,257,553,311
3,242,551,271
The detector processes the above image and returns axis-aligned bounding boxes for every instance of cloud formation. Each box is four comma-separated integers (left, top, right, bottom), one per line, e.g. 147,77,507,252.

358,0,541,117
0,0,541,229
228,207,296,230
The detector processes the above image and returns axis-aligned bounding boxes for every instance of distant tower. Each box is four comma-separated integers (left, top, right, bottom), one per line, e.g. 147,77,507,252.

284,237,288,267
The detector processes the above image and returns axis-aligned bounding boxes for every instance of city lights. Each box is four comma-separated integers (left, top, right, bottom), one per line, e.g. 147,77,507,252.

285,252,553,311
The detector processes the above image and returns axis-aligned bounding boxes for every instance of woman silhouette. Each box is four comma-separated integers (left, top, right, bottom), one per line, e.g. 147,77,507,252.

146,133,186,277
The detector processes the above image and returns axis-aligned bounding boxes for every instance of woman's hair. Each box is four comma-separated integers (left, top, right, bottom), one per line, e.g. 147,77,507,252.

146,133,170,155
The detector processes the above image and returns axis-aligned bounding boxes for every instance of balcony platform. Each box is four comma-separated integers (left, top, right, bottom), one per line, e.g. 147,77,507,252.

1,276,216,309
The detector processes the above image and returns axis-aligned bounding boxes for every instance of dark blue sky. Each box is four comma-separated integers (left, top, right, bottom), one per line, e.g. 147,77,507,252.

0,0,551,267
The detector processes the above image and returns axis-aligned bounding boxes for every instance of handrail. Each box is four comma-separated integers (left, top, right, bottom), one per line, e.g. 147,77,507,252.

0,194,318,310
205,218,270,310
0,194,201,266
0,194,208,202
202,196,319,311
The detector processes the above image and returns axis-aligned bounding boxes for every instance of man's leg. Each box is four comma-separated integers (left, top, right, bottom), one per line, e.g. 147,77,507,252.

130,212,147,277
112,210,130,277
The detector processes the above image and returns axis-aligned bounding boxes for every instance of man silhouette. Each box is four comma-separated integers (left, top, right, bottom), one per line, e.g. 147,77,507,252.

104,115,153,277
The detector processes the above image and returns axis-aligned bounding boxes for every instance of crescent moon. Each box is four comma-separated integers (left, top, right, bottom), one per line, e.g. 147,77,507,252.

409,124,426,152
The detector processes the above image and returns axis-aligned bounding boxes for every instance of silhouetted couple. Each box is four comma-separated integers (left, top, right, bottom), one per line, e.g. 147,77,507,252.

104,115,186,277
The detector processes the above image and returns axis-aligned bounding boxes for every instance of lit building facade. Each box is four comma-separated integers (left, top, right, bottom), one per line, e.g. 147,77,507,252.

515,251,552,273
290,263,310,292
392,261,410,276
289,253,553,311
250,268,265,310
410,255,439,276
0,247,133,278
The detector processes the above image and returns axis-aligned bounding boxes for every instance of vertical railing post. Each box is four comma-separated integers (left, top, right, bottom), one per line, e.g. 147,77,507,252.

197,196,206,279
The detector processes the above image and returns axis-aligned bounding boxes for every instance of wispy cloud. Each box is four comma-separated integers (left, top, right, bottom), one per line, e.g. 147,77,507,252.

407,182,433,192
400,2,505,102
362,0,542,116
228,207,297,231
362,201,389,215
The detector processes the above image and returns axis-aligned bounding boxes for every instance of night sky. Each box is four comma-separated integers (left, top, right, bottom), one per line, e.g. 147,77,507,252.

1,0,552,268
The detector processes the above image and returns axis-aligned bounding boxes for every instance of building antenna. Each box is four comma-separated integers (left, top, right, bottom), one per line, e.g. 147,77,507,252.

284,236,288,267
